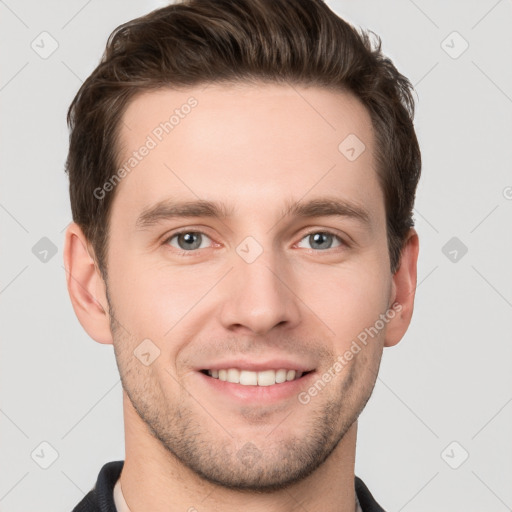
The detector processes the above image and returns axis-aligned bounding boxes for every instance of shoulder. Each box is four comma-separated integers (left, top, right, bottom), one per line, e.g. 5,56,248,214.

355,475,387,512
71,460,124,512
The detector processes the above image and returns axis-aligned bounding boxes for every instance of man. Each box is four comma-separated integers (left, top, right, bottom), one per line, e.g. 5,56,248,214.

64,0,420,510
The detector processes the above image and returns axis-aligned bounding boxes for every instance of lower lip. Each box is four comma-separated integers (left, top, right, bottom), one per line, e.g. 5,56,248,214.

197,371,316,404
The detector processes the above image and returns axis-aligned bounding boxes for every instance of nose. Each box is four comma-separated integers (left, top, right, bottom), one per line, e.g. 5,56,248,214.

218,246,302,336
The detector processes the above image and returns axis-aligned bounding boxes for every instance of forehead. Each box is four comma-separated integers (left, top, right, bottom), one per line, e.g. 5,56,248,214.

112,83,383,229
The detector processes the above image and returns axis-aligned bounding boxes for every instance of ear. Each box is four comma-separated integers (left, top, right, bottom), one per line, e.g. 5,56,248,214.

384,228,419,348
63,222,113,345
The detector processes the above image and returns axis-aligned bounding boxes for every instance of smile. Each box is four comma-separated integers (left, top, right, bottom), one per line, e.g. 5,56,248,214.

201,368,311,386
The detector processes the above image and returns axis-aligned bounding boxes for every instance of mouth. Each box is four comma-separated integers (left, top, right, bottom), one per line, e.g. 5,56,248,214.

200,368,313,386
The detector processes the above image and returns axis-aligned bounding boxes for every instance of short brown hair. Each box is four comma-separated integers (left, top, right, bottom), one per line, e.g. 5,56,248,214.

66,0,421,278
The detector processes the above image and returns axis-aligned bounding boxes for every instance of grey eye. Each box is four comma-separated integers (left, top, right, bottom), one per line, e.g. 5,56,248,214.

297,232,342,250
168,232,211,251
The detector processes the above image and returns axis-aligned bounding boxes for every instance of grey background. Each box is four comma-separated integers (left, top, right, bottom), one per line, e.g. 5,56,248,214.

1,1,511,511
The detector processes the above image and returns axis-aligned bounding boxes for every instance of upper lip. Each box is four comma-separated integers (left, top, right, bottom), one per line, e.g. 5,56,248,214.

197,359,315,372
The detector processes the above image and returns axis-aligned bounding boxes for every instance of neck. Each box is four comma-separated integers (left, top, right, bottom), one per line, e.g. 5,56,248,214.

120,391,358,512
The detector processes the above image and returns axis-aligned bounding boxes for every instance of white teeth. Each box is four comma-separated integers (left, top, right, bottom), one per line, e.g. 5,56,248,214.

257,370,275,387
206,368,306,386
275,369,287,383
239,370,258,385
227,368,240,384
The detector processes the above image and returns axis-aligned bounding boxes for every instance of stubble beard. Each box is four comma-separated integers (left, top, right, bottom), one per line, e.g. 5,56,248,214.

106,288,379,492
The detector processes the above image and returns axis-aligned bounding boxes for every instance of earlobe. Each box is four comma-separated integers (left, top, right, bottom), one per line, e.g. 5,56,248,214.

63,223,113,345
384,228,420,348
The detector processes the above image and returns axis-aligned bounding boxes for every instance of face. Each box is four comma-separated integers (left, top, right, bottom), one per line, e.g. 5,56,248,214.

103,83,396,490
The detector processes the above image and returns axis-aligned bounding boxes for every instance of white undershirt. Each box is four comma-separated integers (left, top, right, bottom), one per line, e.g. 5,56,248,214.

113,477,363,512
113,477,131,512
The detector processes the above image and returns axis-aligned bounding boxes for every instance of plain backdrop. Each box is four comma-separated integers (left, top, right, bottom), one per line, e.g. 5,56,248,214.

1,1,511,511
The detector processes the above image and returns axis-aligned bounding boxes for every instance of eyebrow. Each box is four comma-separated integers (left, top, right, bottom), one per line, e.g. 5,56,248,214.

135,196,371,230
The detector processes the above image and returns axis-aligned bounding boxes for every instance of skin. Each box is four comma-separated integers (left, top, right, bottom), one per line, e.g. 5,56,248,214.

64,83,419,512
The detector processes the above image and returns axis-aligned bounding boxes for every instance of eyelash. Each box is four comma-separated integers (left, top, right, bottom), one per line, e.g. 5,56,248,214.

162,229,348,257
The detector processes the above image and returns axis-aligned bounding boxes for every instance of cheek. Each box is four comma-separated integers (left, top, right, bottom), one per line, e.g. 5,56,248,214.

110,258,213,339
306,262,391,345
